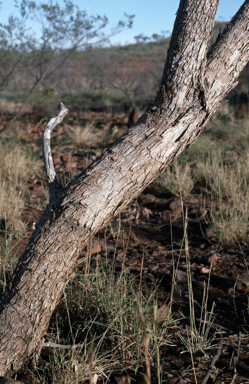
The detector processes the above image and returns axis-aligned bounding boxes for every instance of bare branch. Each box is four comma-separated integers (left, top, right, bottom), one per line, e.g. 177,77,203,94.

42,102,68,200
230,332,241,384
0,59,21,90
43,341,83,350
201,330,223,384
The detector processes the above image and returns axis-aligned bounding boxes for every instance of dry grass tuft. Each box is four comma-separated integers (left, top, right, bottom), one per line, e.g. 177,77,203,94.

159,161,194,197
195,151,249,246
2,146,41,185
69,124,99,148
0,144,41,225
0,180,24,225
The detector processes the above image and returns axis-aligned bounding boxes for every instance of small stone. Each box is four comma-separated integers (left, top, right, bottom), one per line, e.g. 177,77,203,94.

116,256,124,262
146,273,155,283
114,374,131,384
140,207,152,220
175,270,188,283
166,377,184,384
156,304,171,322
140,194,156,205
207,253,218,265
169,199,182,212
90,244,101,255
162,209,182,223
148,264,157,272
239,272,249,287
235,103,247,118
61,153,72,163
128,106,140,127
205,226,217,239
228,287,235,296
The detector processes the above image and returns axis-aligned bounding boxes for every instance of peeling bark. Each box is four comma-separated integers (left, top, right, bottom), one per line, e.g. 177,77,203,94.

0,0,249,376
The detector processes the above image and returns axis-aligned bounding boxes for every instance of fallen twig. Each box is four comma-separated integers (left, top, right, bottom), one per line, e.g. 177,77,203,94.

201,330,223,384
230,332,241,384
43,341,83,349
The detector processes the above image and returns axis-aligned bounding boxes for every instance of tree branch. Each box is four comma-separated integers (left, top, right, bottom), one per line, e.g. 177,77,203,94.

206,0,249,110
159,0,219,115
42,102,68,201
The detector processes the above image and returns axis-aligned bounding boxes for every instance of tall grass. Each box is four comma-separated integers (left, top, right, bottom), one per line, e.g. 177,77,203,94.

159,119,249,247
179,210,216,357
159,161,194,197
0,143,41,226
195,152,249,246
38,257,177,383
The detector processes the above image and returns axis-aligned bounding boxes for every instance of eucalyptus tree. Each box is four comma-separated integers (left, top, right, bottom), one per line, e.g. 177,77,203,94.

0,0,249,377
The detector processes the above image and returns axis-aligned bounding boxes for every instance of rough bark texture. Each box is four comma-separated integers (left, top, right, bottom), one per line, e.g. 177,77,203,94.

0,0,249,376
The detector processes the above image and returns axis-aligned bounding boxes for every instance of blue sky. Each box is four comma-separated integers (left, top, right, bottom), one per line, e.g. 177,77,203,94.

0,0,245,45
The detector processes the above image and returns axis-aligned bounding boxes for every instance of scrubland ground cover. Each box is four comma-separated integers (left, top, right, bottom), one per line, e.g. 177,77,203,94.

1,99,249,384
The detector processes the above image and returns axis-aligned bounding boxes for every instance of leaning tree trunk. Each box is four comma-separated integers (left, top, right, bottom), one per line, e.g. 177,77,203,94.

1,0,249,376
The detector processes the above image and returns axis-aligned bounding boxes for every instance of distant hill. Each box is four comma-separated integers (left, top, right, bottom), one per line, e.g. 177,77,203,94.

57,21,232,108
4,20,248,111
104,21,228,58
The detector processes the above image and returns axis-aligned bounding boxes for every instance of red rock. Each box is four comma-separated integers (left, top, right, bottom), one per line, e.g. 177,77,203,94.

122,116,129,124
169,199,182,212
166,377,184,384
0,378,25,383
175,270,188,283
90,243,101,255
140,207,152,220
64,161,77,170
128,106,140,127
235,103,247,118
156,304,171,322
162,209,182,223
53,153,62,163
56,126,64,134
205,226,217,240
140,194,156,205
239,272,249,287
114,374,131,384
207,253,218,265
157,245,166,251
61,153,72,163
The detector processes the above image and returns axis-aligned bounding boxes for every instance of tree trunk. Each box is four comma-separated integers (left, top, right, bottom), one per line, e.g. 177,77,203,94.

1,0,249,376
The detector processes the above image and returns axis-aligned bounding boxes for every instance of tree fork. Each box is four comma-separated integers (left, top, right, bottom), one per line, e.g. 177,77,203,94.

0,0,249,376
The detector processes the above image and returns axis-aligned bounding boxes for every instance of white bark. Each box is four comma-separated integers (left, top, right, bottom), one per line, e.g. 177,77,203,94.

42,102,67,201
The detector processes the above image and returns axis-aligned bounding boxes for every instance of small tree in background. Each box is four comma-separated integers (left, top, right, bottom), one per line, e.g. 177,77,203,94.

0,0,134,128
